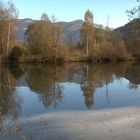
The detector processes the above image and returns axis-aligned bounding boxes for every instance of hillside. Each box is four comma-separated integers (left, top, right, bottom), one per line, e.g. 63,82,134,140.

16,18,33,42
16,19,83,45
16,18,140,48
16,19,105,45
115,19,140,38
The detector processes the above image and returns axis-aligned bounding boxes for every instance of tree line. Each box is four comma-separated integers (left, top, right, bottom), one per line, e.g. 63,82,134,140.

25,10,131,63
0,0,140,63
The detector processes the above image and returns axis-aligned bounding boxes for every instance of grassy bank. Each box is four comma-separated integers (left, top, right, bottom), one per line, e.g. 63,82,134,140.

18,54,135,64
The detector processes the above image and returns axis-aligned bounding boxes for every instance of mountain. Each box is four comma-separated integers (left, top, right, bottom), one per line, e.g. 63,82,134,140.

17,18,140,45
60,20,83,45
115,19,140,38
16,19,83,45
16,19,105,45
16,18,33,42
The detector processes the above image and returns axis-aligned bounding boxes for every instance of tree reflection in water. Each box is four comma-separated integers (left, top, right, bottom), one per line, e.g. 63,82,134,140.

0,62,140,114
80,63,132,109
24,63,135,109
0,62,140,139
0,65,22,120
26,65,64,108
125,63,140,89
0,65,23,139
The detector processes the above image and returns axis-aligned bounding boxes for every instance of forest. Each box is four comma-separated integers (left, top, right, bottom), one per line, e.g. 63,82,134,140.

0,0,140,64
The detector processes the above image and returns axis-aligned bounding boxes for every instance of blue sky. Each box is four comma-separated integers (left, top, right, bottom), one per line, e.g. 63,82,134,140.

4,0,138,28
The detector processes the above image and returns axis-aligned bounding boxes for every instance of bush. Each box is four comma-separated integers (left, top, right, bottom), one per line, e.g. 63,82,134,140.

9,46,23,63
18,45,28,56
9,64,24,79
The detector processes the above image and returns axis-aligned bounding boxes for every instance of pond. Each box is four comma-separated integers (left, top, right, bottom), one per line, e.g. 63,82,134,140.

0,63,140,140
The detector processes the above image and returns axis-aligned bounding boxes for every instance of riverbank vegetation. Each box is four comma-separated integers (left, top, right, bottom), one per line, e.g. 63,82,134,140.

0,0,140,64
0,1,18,63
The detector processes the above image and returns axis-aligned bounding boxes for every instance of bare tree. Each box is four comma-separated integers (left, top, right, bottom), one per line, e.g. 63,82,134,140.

0,0,18,62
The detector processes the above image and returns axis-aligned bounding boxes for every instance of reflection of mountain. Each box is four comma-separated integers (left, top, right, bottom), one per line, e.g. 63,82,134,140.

125,63,140,86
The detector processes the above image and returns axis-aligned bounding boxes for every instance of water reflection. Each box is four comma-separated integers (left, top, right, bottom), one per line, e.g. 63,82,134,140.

1,62,140,139
125,63,140,89
26,65,64,108
0,65,22,120
22,63,140,109
25,63,116,109
9,64,24,79
80,63,130,108
0,62,140,114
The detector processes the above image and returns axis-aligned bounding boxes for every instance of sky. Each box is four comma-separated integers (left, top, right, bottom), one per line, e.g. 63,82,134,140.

3,0,139,28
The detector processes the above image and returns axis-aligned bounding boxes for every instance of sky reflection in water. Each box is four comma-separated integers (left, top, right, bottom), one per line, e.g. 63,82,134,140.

1,63,140,118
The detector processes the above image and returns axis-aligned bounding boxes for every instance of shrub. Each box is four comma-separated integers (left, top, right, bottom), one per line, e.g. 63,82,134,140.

9,46,23,63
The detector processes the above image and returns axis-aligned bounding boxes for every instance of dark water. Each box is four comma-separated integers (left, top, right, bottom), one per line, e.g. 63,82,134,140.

0,62,140,139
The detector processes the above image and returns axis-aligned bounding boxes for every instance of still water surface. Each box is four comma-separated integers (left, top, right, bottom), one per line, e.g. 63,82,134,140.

0,63,140,139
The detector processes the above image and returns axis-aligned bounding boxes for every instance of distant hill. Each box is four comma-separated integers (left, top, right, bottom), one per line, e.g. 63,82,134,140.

115,18,140,57
16,18,105,45
16,18,34,42
115,19,140,38
16,19,83,45
60,20,83,45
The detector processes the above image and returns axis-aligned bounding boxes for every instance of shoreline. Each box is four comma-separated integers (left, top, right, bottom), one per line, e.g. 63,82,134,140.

15,55,137,64
19,106,140,140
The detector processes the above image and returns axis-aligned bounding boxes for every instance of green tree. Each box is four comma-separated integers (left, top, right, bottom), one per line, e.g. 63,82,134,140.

9,46,23,63
81,10,94,57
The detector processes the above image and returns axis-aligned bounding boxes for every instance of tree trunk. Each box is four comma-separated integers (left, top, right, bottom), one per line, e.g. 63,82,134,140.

6,19,11,57
86,36,89,57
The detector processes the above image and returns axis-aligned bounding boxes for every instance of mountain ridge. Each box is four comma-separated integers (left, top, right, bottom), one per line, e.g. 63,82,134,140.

16,18,139,45
16,19,84,44
115,18,140,37
16,18,107,45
